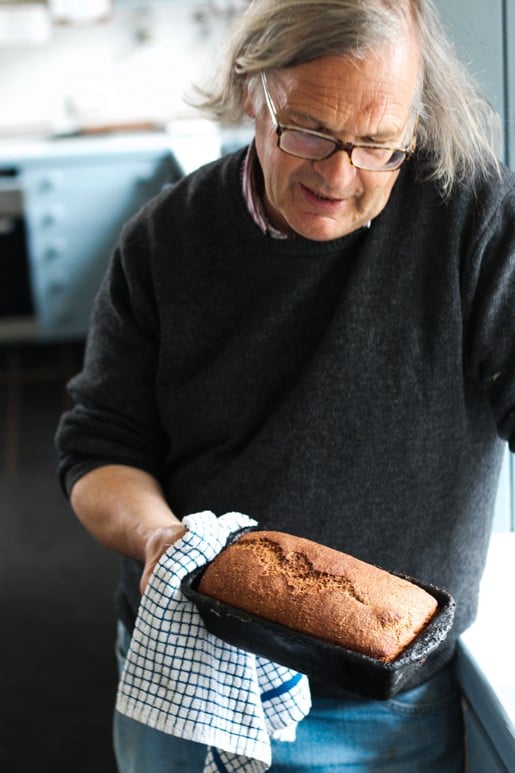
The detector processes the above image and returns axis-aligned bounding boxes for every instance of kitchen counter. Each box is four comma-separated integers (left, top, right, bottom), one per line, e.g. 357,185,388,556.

0,119,222,175
457,532,515,771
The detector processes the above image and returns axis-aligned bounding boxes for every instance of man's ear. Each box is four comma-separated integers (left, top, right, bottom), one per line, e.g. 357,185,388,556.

242,78,256,119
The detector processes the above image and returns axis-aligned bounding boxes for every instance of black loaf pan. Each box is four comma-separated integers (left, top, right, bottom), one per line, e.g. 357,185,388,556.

181,560,455,700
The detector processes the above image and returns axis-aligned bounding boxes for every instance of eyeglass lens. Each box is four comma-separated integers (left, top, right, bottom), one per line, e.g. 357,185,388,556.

279,129,406,170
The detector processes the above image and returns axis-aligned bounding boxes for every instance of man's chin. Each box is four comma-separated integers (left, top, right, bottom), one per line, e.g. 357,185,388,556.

287,213,366,241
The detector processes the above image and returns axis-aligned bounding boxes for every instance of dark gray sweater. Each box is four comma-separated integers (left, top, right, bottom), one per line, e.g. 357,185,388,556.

56,148,515,691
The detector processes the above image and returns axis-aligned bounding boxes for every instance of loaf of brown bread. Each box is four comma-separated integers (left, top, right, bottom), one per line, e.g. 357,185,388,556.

198,530,438,662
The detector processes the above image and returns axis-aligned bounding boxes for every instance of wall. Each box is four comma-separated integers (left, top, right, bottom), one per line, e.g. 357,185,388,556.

0,3,230,137
433,0,514,532
433,0,510,165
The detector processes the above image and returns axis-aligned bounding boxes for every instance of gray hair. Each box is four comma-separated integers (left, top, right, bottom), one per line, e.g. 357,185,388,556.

191,0,500,195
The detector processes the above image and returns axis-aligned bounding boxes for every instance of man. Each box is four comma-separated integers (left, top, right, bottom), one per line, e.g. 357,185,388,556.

56,0,515,770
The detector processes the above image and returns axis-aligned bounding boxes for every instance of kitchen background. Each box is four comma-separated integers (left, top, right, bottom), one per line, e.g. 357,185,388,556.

1,5,248,773
0,1,244,136
0,1,513,772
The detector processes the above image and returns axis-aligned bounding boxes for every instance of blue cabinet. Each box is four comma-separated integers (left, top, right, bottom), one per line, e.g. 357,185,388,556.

1,134,181,340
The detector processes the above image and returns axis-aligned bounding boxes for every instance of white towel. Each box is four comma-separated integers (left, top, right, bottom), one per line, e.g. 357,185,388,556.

116,511,312,771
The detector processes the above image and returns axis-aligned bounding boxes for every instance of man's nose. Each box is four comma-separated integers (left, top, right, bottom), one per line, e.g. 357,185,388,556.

312,149,359,189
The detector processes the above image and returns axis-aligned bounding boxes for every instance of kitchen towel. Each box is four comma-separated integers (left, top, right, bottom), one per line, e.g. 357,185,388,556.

115,510,312,772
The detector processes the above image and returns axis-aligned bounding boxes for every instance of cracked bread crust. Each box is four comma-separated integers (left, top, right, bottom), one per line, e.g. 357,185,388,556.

198,530,438,662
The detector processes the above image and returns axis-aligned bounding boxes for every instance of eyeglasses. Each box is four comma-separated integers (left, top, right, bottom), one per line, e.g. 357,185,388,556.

260,72,416,172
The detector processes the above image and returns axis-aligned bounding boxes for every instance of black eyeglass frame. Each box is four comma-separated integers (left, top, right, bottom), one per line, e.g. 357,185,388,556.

260,72,417,172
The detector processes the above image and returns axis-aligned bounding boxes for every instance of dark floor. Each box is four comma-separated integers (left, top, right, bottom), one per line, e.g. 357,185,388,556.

1,341,119,773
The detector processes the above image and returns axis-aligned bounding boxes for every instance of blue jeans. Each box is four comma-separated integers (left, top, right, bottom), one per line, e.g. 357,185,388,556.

113,622,465,772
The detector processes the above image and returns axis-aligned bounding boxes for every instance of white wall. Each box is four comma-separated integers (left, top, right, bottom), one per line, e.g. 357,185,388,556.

0,3,230,136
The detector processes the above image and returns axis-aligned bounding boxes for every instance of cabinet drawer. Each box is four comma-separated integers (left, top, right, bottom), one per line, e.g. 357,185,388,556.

21,153,176,337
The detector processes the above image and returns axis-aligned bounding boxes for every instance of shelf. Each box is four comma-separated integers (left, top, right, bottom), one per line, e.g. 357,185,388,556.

116,1,206,7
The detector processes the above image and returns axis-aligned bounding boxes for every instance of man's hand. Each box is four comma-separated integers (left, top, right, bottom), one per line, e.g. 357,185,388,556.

140,523,188,594
70,465,187,594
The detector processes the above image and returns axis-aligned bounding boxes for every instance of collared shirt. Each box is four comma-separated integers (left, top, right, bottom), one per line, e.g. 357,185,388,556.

241,142,372,238
241,142,290,239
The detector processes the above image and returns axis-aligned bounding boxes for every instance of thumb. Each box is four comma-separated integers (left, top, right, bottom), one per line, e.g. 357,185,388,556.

139,524,187,594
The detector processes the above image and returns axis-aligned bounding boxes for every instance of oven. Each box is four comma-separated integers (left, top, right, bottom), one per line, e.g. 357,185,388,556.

0,167,33,322
0,133,190,341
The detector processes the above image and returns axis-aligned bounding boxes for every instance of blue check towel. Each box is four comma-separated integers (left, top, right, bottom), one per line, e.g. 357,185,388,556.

115,511,312,772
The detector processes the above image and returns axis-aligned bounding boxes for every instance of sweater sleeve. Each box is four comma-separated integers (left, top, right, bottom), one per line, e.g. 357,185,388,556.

463,172,515,451
55,210,169,497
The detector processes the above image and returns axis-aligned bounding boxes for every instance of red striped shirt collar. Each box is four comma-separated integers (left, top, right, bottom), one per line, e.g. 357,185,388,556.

241,142,290,239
